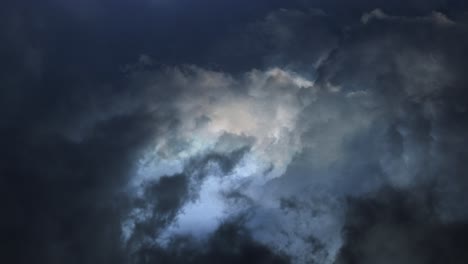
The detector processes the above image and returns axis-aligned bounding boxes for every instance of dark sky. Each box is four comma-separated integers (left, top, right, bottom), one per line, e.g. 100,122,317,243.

2,1,468,264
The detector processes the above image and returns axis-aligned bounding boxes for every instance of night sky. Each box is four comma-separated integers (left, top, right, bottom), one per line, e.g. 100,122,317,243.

3,1,468,264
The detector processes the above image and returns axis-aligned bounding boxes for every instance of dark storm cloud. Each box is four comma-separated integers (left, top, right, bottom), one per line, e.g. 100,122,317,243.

299,8,468,263
210,8,338,72
0,54,266,263
0,4,175,263
236,6,468,262
122,145,279,263
124,173,190,253
336,187,468,264
313,8,468,195
1,111,158,264
3,1,468,264
132,219,290,264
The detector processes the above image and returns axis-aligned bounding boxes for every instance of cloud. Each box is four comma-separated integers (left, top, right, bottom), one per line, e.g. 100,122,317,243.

305,7,468,264
131,65,314,188
4,2,468,264
120,65,316,253
121,8,468,262
211,8,337,72
131,219,291,264
335,187,468,264
361,8,456,25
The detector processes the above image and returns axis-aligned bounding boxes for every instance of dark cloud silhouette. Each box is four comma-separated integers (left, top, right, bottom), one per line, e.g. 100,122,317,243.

336,187,468,264
1,112,158,264
132,220,291,264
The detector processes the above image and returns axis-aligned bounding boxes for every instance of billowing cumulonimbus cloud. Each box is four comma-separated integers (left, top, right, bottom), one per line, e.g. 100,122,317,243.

121,65,315,248
120,8,468,264
314,9,468,264
4,1,468,264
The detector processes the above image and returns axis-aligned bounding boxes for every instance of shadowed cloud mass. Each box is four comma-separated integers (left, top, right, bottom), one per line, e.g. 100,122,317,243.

2,1,468,264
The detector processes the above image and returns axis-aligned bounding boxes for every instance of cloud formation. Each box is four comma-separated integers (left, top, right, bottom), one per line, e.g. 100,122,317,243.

3,1,468,264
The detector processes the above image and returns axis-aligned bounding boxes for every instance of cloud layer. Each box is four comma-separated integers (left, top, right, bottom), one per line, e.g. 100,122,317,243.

3,1,468,264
